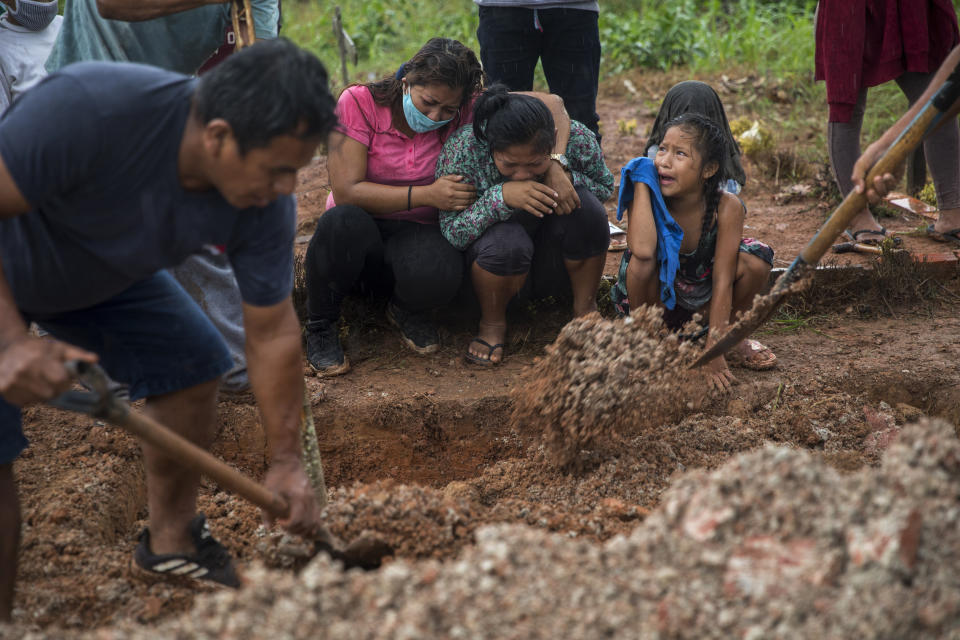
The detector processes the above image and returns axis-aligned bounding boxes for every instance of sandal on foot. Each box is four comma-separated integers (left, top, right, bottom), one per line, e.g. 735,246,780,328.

926,224,960,246
464,337,504,366
727,339,777,371
133,514,240,588
844,227,902,247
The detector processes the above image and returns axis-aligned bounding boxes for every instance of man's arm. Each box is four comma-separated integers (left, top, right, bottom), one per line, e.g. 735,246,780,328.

96,0,226,22
0,155,30,220
853,44,960,202
0,154,34,348
0,156,97,405
242,297,322,536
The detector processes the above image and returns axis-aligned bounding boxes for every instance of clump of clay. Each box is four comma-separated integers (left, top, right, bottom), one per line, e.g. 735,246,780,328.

511,306,699,467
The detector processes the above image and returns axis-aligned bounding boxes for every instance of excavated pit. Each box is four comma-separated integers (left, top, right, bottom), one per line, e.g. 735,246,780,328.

9,301,960,634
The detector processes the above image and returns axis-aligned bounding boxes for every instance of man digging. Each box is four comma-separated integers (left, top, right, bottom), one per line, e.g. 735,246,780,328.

0,39,336,620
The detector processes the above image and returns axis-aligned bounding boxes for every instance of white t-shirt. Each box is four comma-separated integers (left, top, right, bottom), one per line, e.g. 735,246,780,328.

0,14,62,113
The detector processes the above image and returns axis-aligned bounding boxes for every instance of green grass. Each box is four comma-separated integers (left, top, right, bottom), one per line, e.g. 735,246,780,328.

282,0,477,91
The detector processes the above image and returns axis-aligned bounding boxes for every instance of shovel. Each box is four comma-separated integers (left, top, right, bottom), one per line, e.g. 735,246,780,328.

49,360,391,570
691,73,960,368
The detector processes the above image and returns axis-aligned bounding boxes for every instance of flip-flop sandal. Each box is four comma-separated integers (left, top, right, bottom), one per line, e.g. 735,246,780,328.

464,337,504,366
727,339,777,371
925,224,960,246
844,227,902,247
608,221,627,252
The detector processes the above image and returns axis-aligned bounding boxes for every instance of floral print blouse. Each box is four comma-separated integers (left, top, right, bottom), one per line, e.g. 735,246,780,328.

435,120,615,250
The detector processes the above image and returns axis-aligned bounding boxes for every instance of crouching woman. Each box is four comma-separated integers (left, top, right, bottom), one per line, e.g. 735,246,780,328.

436,85,614,365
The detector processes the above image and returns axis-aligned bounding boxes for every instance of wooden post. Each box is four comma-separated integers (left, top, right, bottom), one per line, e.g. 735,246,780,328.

333,7,356,87
300,385,328,508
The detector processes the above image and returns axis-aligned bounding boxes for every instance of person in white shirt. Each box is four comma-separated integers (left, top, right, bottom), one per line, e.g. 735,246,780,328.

0,0,61,113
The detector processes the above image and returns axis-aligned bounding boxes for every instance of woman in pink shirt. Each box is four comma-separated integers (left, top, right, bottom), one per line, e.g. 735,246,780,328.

304,37,573,375
303,38,484,375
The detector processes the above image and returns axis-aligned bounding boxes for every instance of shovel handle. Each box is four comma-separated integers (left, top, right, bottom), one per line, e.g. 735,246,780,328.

56,362,291,518
799,100,942,265
119,407,291,518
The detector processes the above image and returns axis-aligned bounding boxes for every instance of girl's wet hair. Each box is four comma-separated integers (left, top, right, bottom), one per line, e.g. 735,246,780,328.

366,38,485,134
472,84,555,154
663,113,729,238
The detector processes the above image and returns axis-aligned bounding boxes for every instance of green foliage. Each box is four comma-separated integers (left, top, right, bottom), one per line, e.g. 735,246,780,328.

283,0,477,91
601,1,705,73
285,0,819,89
599,0,814,75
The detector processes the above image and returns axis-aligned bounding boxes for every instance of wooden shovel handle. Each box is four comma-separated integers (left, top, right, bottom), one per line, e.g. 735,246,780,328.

117,404,291,518
799,104,939,264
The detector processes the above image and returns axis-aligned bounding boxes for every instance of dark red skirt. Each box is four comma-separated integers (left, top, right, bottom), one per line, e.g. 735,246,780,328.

815,0,959,122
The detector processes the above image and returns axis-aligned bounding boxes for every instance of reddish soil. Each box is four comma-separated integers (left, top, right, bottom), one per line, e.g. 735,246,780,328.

8,82,960,634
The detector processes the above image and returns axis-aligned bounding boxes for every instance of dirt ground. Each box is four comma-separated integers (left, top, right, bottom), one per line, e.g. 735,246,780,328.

6,80,960,637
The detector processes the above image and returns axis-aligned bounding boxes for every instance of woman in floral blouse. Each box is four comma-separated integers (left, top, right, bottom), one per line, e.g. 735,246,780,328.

437,84,614,365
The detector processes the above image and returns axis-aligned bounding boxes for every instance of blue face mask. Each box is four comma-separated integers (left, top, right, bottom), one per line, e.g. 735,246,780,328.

8,0,58,31
402,87,453,133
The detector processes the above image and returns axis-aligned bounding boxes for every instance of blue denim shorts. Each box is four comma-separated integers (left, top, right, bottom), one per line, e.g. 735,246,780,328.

0,271,233,464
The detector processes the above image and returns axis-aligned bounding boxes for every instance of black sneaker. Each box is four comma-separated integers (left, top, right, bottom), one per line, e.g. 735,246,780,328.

305,319,350,377
386,301,439,354
133,514,240,588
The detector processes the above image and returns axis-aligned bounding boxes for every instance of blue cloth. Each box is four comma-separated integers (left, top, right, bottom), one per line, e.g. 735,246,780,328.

0,62,295,316
0,271,233,465
615,156,684,310
46,0,279,74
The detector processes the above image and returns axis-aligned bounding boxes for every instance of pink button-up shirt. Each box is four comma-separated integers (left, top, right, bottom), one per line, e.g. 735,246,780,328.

325,85,473,224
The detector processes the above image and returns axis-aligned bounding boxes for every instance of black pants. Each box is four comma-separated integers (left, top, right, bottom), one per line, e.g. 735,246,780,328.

466,187,609,300
477,5,601,141
305,205,463,323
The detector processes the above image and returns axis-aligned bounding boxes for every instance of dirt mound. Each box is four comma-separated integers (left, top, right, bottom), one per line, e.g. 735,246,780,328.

38,418,955,639
323,481,479,560
510,306,700,467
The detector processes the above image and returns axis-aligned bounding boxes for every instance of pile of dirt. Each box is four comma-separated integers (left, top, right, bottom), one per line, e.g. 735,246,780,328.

510,306,701,467
37,418,956,639
322,481,479,561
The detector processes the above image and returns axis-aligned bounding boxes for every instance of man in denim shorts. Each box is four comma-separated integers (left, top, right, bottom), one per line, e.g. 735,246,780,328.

0,39,336,618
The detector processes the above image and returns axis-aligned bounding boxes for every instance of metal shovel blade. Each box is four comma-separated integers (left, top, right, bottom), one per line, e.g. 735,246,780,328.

313,530,394,571
690,256,812,368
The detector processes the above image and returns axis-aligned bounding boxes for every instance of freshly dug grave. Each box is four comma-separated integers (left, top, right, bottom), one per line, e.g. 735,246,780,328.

7,307,960,636
36,417,960,639
8,81,960,634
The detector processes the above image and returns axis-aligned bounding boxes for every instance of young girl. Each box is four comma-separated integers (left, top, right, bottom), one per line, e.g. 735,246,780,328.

610,113,776,391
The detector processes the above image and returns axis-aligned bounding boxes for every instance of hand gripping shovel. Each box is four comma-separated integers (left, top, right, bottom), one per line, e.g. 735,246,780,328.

691,74,960,368
49,361,391,570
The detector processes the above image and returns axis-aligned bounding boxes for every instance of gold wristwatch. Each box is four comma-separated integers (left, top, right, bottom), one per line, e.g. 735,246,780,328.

549,153,569,169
